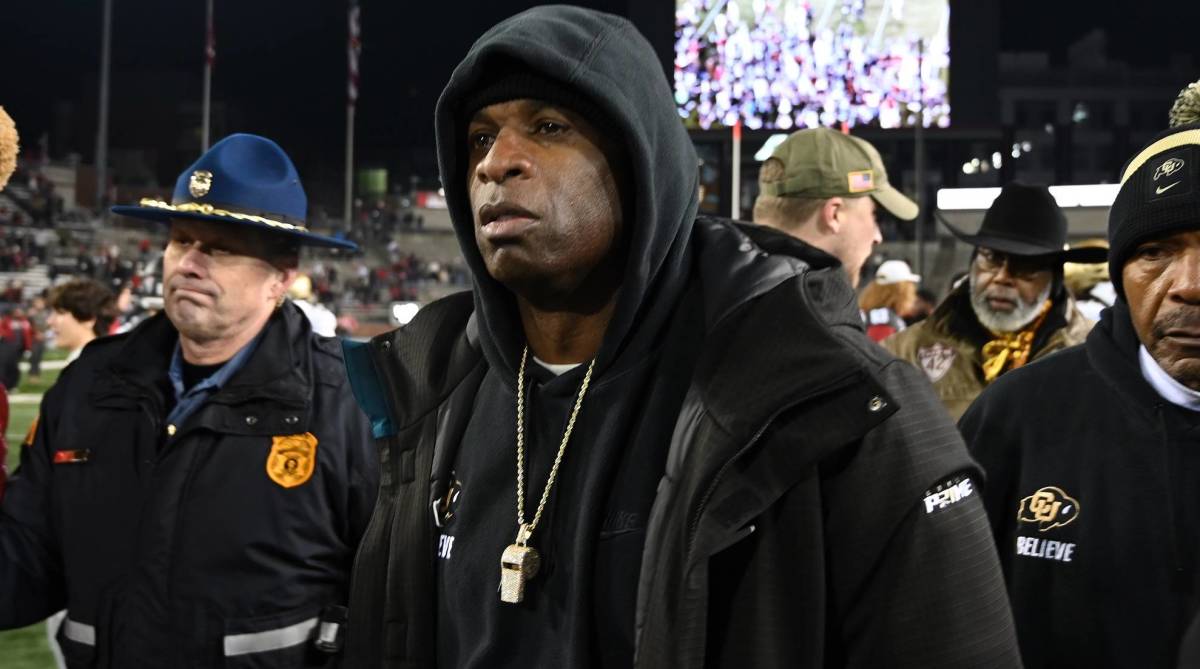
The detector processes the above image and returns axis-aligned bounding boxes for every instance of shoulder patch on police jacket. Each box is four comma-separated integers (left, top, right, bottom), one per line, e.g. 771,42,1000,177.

23,415,38,447
266,433,318,488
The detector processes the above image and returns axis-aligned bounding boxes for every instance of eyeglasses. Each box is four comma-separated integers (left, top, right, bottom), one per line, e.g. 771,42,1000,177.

974,248,1055,278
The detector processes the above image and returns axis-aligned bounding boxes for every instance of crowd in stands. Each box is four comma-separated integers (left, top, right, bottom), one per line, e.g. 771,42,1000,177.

674,0,950,130
0,205,470,366
350,198,431,245
0,167,64,226
339,250,469,307
0,220,59,272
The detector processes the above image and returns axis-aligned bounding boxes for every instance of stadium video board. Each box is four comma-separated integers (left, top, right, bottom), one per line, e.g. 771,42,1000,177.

674,0,950,130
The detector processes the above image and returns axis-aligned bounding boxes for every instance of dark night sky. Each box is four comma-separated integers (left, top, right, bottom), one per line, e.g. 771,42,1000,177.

1000,0,1200,66
2,0,633,204
2,0,1199,206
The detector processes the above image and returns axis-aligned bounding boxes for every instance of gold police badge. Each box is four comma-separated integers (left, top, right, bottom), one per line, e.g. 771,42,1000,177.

266,432,318,489
188,169,213,198
1018,486,1080,532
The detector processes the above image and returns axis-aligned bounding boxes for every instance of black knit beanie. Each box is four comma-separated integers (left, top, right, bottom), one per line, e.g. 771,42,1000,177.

1109,122,1200,298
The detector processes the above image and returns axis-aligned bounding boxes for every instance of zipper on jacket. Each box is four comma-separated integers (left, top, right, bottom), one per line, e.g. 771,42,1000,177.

162,419,215,656
139,396,168,461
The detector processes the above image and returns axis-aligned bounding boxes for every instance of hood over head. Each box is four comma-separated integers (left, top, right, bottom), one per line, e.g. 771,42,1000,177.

435,5,700,377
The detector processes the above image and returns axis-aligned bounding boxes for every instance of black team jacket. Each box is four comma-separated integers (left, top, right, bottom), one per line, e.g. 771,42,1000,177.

961,300,1200,668
343,221,1021,669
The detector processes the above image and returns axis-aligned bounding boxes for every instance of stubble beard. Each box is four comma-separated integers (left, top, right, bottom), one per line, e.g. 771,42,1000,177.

166,296,224,344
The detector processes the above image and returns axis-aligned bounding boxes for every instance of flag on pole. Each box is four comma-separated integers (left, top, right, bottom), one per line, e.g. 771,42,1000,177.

201,0,215,151
348,0,361,104
205,0,216,66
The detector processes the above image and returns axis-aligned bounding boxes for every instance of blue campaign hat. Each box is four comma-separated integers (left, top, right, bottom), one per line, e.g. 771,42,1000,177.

112,133,358,252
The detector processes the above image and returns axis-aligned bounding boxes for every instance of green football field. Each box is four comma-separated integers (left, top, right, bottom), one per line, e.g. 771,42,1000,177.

0,624,55,669
1,360,67,669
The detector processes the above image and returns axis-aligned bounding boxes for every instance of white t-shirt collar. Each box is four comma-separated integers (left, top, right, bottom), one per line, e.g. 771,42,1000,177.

532,355,584,377
1138,345,1200,412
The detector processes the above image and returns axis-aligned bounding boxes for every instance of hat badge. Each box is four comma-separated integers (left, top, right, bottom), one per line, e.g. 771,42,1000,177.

188,170,213,198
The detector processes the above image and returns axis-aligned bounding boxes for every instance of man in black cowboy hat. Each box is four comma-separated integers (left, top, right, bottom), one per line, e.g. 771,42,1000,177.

0,133,378,667
884,182,1107,419
961,123,1200,668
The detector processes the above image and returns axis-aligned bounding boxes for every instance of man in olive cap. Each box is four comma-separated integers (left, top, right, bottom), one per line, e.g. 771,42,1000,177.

884,182,1106,419
752,127,919,287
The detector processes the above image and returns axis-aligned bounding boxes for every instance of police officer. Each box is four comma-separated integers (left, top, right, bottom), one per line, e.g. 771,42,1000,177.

0,134,377,667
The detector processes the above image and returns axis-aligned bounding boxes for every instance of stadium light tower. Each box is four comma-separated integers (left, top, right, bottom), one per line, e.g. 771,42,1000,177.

914,38,926,276
95,0,113,212
202,0,214,151
344,0,361,230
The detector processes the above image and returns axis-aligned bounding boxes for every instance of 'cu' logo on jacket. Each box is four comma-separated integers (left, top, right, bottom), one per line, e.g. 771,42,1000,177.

1018,486,1080,532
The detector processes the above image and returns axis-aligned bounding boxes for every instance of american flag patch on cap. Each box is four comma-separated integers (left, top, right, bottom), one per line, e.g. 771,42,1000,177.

848,170,875,193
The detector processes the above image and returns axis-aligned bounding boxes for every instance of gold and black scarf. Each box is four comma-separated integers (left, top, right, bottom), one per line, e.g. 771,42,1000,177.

980,300,1053,383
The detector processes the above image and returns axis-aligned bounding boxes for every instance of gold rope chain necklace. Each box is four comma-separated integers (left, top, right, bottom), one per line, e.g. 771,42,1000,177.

499,345,596,604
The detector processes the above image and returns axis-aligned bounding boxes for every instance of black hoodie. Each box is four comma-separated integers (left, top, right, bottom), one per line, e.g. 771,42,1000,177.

342,5,1020,668
430,6,703,667
435,5,699,379
961,300,1200,667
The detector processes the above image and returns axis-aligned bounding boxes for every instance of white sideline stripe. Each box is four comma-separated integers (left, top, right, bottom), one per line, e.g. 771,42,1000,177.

224,616,319,657
63,617,96,646
10,393,42,403
19,360,69,371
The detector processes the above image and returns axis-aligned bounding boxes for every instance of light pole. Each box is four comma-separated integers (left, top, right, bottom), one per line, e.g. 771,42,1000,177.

95,0,113,211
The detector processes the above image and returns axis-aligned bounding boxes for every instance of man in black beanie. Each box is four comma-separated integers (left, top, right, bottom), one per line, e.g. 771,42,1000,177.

961,122,1200,667
340,6,1020,668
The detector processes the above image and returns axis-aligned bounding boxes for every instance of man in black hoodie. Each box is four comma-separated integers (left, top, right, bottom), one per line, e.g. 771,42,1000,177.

961,123,1200,667
342,6,1019,668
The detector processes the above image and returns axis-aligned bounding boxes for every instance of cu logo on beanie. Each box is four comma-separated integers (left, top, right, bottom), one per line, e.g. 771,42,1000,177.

1146,150,1192,201
1154,157,1185,181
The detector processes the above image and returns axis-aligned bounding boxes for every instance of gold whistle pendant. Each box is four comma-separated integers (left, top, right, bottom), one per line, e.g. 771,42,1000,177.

500,526,541,604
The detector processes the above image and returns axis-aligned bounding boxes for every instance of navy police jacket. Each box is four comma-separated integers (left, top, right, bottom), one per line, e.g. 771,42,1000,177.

0,303,378,668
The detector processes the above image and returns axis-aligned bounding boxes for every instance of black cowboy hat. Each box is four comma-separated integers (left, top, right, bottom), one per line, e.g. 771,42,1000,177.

940,182,1108,263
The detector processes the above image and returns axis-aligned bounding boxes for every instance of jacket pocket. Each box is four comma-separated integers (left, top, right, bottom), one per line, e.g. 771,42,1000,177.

223,605,333,668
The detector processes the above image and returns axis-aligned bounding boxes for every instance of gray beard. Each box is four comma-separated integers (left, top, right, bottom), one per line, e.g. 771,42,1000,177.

969,273,1053,333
